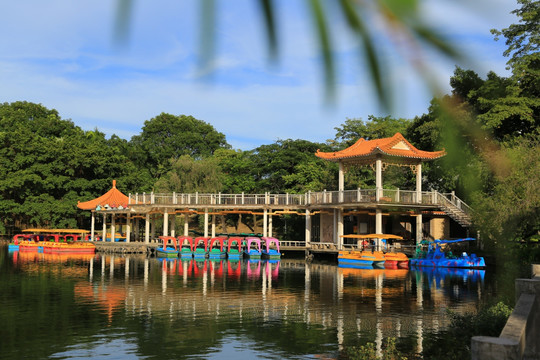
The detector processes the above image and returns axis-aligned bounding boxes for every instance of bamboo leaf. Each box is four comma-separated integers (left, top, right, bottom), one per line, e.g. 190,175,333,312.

258,0,278,60
339,0,389,110
307,0,335,100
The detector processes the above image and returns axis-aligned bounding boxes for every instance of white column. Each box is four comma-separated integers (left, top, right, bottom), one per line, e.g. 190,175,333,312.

376,208,383,234
163,211,169,237
150,214,156,240
126,213,131,243
111,215,116,242
416,163,422,204
305,209,311,247
204,209,209,237
269,213,273,237
376,157,382,201
338,162,345,202
184,214,189,236
263,209,268,237
211,214,216,237
170,214,176,237
416,213,423,245
145,213,150,244
102,213,107,242
90,212,95,241
337,209,344,250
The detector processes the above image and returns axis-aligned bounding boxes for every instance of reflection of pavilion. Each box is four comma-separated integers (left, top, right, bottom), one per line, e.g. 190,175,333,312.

87,256,483,355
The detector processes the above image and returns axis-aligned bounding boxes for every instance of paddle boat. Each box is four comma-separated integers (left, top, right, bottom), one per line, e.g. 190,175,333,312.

244,237,262,259
226,237,244,260
338,234,387,268
208,237,227,259
156,236,179,258
194,237,210,259
410,238,485,268
365,234,410,268
261,237,281,260
178,236,195,258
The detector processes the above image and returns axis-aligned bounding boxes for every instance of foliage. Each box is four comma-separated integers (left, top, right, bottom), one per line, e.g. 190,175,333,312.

0,101,139,232
333,116,411,148
422,302,512,360
346,337,409,360
251,139,336,193
154,155,224,193
129,113,230,179
213,148,257,193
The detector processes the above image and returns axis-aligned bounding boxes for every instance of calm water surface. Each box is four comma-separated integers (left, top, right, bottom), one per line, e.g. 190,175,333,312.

0,245,497,359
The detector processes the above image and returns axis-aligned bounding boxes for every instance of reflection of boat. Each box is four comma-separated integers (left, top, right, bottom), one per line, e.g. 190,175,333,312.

410,266,486,283
208,237,227,259
226,237,244,260
410,238,485,268
156,236,179,258
227,260,242,279
178,236,194,258
246,259,261,278
244,237,262,259
194,237,210,259
261,237,281,259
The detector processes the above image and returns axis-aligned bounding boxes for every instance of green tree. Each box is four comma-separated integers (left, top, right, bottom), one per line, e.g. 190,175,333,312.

154,155,224,193
130,113,230,179
333,116,411,148
251,139,335,193
213,148,257,193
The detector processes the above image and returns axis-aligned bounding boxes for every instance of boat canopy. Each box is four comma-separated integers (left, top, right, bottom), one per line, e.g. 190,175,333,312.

23,228,89,234
340,234,403,240
227,237,244,253
210,237,226,251
261,237,280,253
159,236,178,250
434,238,476,244
178,236,194,250
246,237,262,252
195,237,210,252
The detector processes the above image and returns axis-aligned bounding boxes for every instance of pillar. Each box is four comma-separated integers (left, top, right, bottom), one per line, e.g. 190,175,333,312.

163,211,169,237
269,213,273,237
375,208,383,234
263,209,268,237
90,211,95,241
211,214,216,238
305,209,311,247
102,213,107,242
126,213,131,243
204,209,209,237
337,209,344,250
145,213,150,244
376,157,382,201
416,163,422,203
416,213,423,244
338,162,345,202
170,214,176,237
184,213,189,236
111,215,116,242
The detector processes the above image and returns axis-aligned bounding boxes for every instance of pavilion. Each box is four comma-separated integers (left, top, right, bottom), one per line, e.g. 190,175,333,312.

315,132,446,245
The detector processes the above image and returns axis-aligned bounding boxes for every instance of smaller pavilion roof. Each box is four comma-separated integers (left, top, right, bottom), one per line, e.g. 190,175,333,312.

315,133,445,162
77,180,131,210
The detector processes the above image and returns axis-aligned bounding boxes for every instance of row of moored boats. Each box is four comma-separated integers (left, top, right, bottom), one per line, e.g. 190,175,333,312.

156,236,281,260
338,235,486,269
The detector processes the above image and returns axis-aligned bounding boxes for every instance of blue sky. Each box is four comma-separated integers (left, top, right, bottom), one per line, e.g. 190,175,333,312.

0,0,517,150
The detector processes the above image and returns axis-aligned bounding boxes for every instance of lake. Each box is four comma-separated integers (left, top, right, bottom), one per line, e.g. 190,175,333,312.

0,245,499,359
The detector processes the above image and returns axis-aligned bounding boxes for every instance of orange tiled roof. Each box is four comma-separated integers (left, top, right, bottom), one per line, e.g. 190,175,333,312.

77,180,131,210
315,133,445,161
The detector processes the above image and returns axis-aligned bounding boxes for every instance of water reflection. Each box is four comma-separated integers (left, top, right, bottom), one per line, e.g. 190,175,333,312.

4,249,490,359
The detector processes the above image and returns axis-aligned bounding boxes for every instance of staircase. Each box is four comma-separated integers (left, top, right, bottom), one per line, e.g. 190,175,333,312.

436,192,473,227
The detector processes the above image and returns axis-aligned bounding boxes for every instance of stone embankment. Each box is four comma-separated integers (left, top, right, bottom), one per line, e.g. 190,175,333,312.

472,264,540,360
